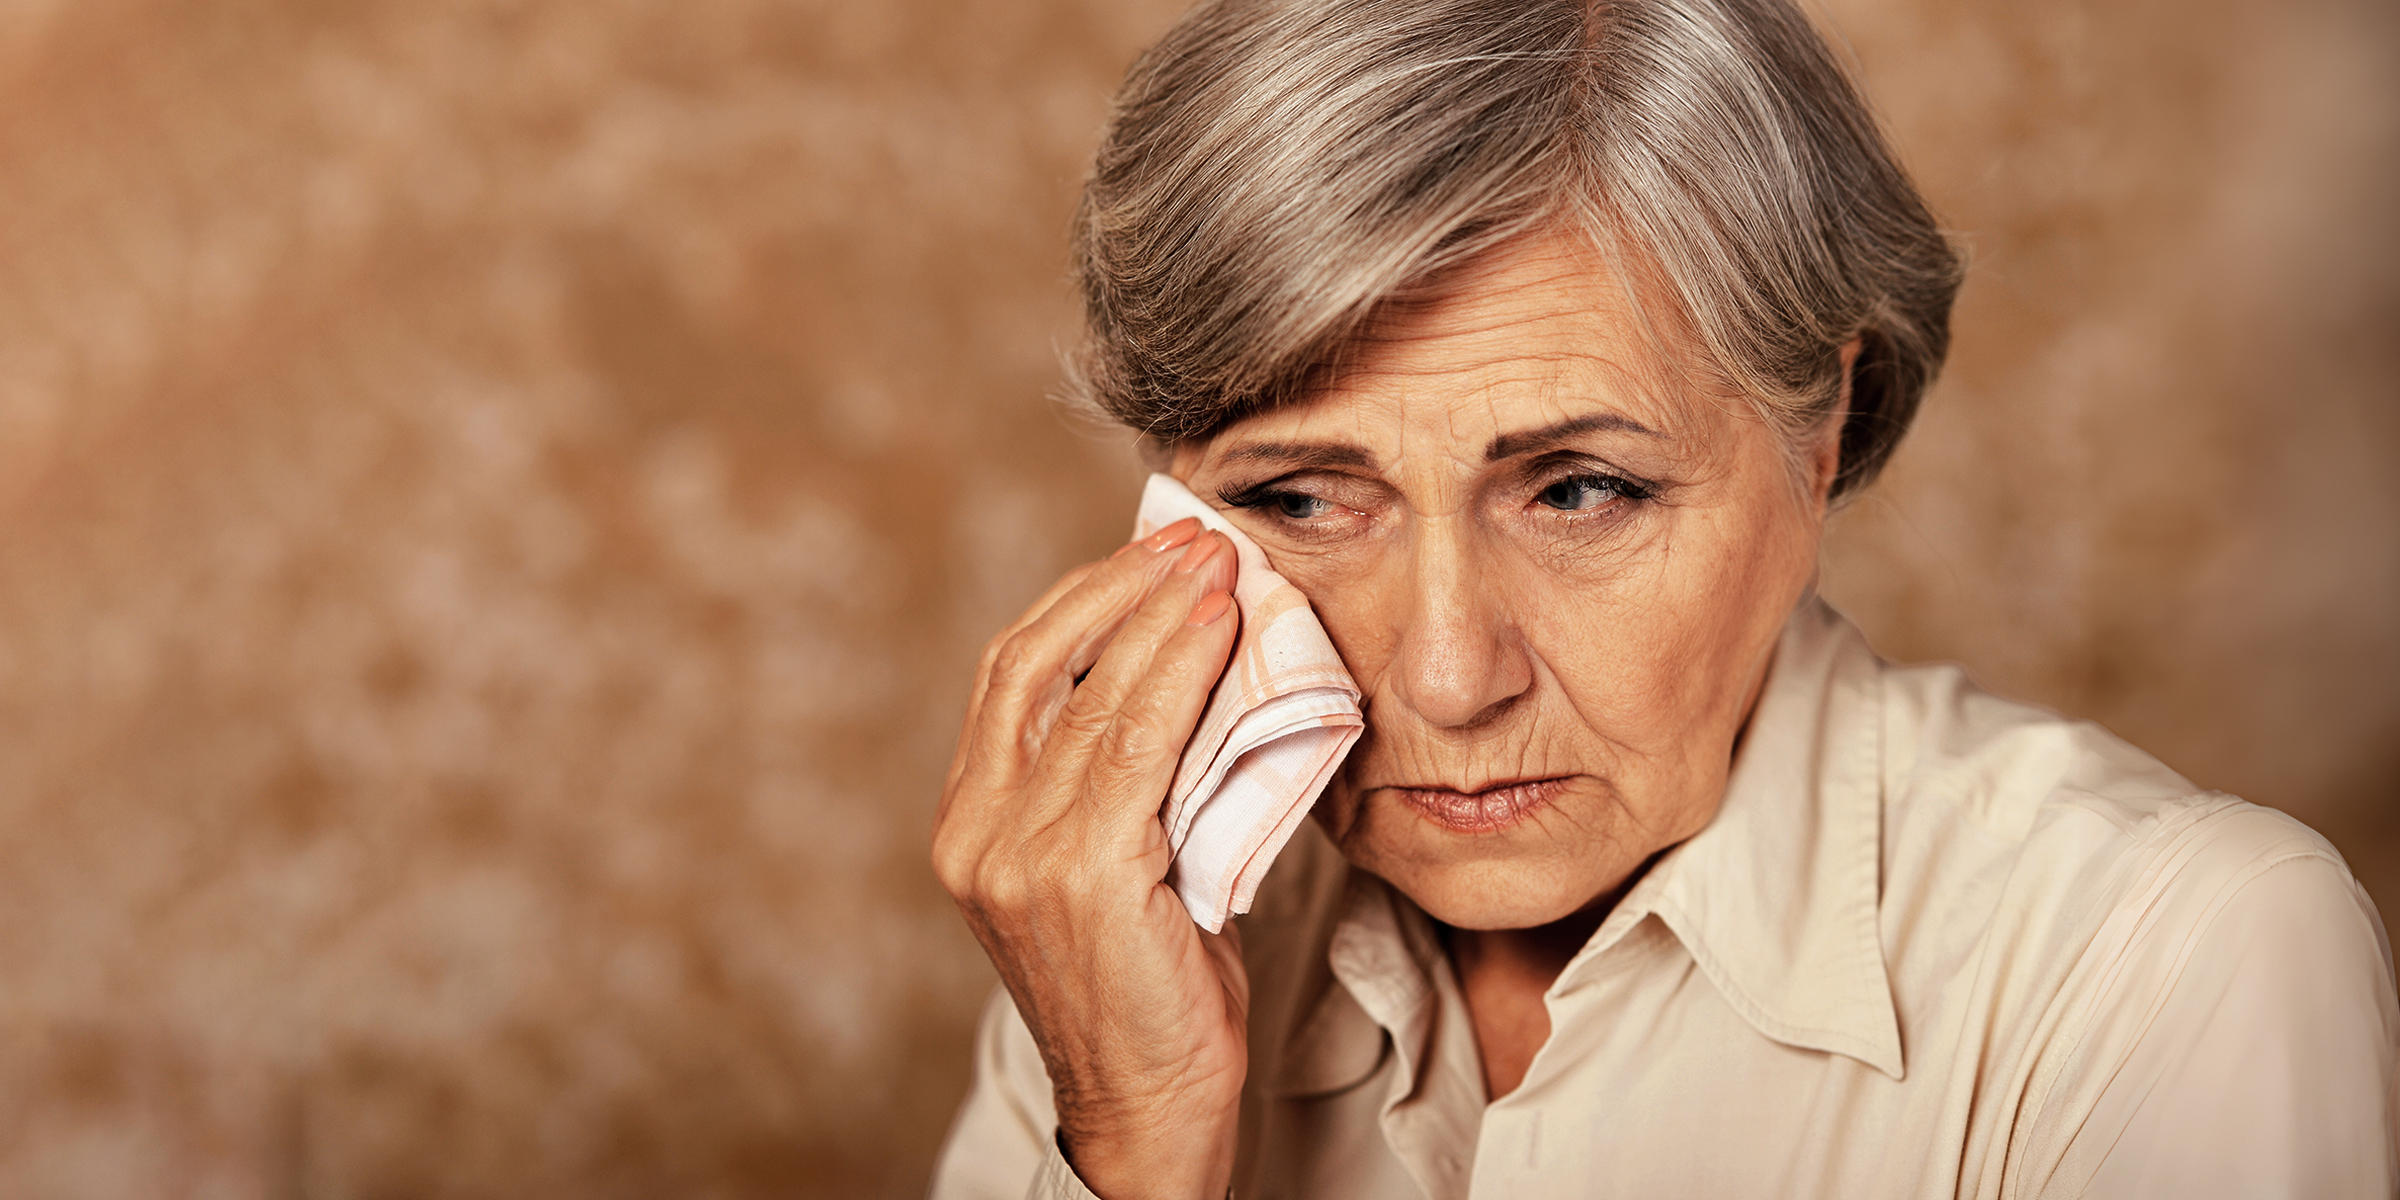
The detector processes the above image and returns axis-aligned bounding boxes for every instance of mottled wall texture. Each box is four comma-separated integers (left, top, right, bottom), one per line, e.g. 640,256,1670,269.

0,0,2391,1195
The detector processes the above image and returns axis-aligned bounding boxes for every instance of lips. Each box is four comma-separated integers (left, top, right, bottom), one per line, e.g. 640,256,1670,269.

1386,777,1567,834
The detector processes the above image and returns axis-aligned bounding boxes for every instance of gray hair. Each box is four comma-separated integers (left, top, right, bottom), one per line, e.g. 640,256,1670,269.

1066,0,1962,499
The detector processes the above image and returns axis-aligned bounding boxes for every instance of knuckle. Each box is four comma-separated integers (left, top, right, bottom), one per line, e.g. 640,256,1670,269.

1104,680,1182,751
1050,693,1116,742
1088,743,1172,817
929,825,981,896
1095,707,1167,767
985,633,1049,692
974,856,1039,915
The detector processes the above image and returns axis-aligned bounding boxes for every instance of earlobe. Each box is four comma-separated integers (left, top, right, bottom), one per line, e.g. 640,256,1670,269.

1818,337,1863,505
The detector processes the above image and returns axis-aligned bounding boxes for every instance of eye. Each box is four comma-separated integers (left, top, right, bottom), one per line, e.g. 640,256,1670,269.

1266,492,1333,521
1222,480,1342,522
1535,474,1641,512
1217,475,1379,544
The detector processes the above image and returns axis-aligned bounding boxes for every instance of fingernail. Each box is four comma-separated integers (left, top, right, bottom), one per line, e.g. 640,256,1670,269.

1141,518,1201,553
1172,533,1221,573
1187,591,1234,627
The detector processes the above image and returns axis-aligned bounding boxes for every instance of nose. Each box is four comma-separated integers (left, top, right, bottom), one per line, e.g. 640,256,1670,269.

1384,520,1534,730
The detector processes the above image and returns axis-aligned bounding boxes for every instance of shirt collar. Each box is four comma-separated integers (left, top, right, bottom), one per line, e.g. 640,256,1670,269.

1579,596,1903,1078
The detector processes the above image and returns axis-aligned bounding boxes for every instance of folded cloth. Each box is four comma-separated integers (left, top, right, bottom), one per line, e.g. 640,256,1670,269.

1133,474,1364,932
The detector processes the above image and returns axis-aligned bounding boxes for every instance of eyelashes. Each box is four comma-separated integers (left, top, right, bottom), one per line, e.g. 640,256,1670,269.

1216,474,1372,533
1515,450,1656,509
1218,460,1658,538
1534,473,1653,513
1214,479,1300,510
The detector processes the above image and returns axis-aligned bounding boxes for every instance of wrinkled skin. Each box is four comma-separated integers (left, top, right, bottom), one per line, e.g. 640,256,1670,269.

934,232,1850,1196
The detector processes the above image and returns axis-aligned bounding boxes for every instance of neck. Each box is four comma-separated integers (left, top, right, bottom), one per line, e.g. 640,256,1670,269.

1443,857,1657,1099
1447,905,1607,983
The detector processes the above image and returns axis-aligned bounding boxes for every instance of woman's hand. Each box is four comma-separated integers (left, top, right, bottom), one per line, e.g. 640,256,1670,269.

933,518,1247,1200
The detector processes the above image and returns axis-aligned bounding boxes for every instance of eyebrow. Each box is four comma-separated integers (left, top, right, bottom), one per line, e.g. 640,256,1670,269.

1483,412,1663,461
1211,412,1663,474
1215,440,1380,471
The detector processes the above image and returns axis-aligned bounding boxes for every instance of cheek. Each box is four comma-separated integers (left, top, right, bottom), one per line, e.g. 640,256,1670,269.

1266,547,1408,687
1527,504,1819,733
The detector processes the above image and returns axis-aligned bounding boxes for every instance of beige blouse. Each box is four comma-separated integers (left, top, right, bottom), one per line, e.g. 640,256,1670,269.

930,600,2399,1199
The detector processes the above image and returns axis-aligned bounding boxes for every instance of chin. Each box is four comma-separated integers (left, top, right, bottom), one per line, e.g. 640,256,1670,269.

1323,795,1634,931
1380,855,1615,931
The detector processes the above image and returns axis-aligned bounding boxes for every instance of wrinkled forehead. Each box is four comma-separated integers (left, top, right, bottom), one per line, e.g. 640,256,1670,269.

1186,234,1746,474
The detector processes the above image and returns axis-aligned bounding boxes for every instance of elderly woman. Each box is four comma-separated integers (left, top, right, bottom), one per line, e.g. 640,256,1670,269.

927,0,2398,1196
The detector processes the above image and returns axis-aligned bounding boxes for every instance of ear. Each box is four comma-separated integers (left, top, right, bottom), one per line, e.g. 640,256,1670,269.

1811,337,1863,509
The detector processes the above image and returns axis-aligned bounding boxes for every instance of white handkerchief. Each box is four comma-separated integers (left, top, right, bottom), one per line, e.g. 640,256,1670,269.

1134,474,1364,932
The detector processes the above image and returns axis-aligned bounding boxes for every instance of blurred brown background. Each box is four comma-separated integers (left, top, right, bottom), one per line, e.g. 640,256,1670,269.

0,0,2391,1195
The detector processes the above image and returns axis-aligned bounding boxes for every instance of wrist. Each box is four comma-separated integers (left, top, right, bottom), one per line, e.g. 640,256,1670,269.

1054,1105,1238,1200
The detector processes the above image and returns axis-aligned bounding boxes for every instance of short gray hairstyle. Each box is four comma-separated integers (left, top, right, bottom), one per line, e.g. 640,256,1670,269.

1067,0,1962,499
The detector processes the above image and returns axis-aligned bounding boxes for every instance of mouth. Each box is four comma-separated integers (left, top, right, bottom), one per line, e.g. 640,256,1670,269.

1384,776,1569,834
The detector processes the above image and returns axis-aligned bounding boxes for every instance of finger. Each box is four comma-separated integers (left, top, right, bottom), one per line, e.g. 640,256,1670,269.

976,518,1202,730
952,518,1206,792
1073,585,1237,837
1057,532,1237,748
949,560,1102,794
982,548,1119,671
966,518,1198,725
1028,543,1237,834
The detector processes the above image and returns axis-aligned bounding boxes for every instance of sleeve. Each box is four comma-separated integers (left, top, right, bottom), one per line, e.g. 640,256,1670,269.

2030,849,2399,1200
926,985,1104,1200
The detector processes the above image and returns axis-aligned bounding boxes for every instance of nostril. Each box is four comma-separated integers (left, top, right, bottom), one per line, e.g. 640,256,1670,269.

1468,690,1527,730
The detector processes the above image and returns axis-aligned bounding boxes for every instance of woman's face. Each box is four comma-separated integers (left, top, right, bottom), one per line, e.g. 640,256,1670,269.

1171,233,1842,931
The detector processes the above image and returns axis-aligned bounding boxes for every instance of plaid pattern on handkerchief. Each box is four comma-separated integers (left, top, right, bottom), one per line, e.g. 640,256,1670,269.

1134,474,1364,932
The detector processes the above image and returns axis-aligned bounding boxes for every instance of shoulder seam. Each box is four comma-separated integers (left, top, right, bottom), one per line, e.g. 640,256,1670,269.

2005,835,2359,1198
